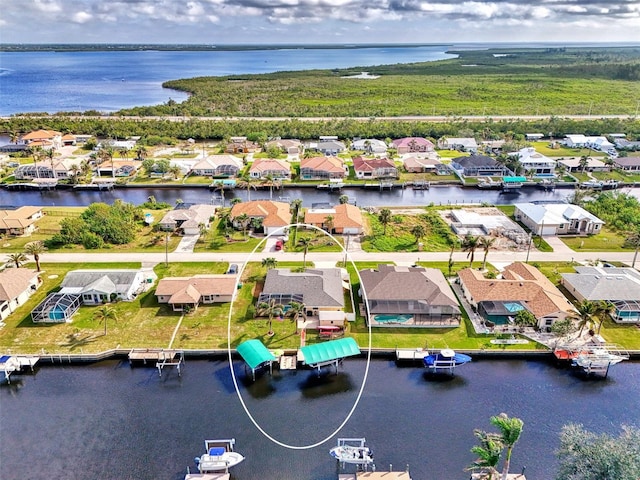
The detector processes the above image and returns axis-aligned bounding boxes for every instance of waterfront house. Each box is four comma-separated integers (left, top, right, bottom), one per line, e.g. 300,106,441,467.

59,269,151,304
303,204,364,234
155,274,237,312
360,264,461,327
190,155,244,177
561,266,640,324
21,129,62,150
14,160,69,180
265,139,303,155
514,202,604,236
437,137,478,153
299,156,347,180
402,155,448,174
258,268,346,329
458,262,575,331
392,137,435,154
352,156,398,179
352,138,388,154
96,160,139,177
512,147,557,176
450,155,512,177
230,200,290,235
248,158,291,180
557,157,608,173
0,206,43,236
613,156,640,172
0,269,41,321
158,204,216,234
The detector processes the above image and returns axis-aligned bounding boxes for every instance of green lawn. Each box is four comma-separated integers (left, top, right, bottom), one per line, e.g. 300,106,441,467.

529,142,607,158
560,226,631,251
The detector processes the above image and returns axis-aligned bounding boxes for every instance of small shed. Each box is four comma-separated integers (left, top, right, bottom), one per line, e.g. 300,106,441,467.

237,339,277,381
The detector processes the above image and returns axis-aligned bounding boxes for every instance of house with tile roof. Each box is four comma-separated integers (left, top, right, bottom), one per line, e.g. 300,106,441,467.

158,204,217,235
392,137,435,154
265,139,303,155
0,207,43,236
300,156,347,180
224,137,260,154
190,155,244,177
21,130,62,149
230,200,290,235
352,156,398,179
248,158,291,180
155,274,238,312
360,265,461,327
304,204,364,234
561,266,640,324
514,202,604,236
402,155,449,174
0,269,41,321
557,157,609,173
458,262,575,331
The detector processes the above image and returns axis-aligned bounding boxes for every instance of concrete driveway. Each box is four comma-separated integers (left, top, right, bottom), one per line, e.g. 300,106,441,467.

175,234,200,253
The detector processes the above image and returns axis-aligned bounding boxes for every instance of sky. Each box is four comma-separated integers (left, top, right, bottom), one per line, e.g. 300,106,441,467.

1,0,639,45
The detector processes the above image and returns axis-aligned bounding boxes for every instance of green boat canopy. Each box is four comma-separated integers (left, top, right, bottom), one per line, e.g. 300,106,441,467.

503,176,527,183
301,338,361,366
237,339,276,370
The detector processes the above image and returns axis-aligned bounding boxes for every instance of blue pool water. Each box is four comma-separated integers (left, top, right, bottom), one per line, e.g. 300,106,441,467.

373,314,412,323
504,303,525,313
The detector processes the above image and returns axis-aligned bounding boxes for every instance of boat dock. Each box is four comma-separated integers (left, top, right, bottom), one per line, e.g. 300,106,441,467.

184,473,230,480
339,472,412,480
128,349,185,377
411,180,430,190
278,353,298,370
0,355,40,383
395,348,429,361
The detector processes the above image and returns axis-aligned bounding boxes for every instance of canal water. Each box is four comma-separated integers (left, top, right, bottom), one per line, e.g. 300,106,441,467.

1,357,639,480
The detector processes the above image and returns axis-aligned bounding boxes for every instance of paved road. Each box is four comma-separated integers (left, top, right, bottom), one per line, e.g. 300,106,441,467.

38,249,637,268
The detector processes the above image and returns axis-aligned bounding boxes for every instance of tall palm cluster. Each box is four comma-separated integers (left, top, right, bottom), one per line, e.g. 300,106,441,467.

468,413,524,480
5,241,47,271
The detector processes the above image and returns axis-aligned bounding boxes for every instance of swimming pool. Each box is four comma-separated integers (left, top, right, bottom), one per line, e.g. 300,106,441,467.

373,314,413,324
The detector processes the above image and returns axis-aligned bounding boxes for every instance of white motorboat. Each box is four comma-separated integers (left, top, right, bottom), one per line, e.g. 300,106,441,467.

329,438,374,466
572,348,628,369
195,439,245,473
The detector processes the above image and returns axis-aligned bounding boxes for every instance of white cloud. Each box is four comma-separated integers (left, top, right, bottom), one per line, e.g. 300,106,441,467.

71,11,93,23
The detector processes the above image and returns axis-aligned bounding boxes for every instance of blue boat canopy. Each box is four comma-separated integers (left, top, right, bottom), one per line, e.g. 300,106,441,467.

237,339,276,370
503,176,526,183
301,338,360,366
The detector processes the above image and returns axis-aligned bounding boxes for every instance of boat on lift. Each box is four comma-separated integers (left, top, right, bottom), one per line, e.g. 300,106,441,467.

329,438,374,466
423,349,472,373
194,439,244,473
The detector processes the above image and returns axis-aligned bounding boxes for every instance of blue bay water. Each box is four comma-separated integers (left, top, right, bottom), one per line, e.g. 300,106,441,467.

0,46,454,115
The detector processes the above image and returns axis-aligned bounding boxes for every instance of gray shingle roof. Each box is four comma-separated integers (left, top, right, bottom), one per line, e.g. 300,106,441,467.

60,270,141,295
261,268,344,308
561,267,640,301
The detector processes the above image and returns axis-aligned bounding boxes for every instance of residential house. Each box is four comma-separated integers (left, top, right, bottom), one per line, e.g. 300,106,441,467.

258,268,346,328
557,157,608,173
14,160,69,180
392,137,435,154
21,129,62,150
352,138,388,154
0,269,41,321
352,156,398,179
265,139,303,155
230,200,290,235
97,160,139,177
525,133,544,141
158,204,217,235
437,137,478,153
155,274,238,312
58,269,151,304
190,155,244,177
615,138,640,150
613,156,640,172
561,266,640,324
586,136,615,152
450,155,512,177
299,156,347,180
359,265,461,327
563,134,588,148
304,204,364,234
248,158,291,180
513,147,556,176
514,202,604,236
402,155,449,174
306,139,347,156
458,262,576,331
225,137,260,154
61,134,77,146
0,207,43,236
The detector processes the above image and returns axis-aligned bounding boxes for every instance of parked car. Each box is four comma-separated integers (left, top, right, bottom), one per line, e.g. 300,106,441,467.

227,264,238,274
275,240,284,251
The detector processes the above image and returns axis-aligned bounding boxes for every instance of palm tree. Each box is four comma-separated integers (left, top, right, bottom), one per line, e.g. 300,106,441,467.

479,236,496,270
286,301,306,334
6,252,27,269
99,146,115,178
579,155,589,173
467,430,502,480
94,305,118,336
24,241,46,272
624,228,640,269
410,224,426,245
573,300,597,337
462,234,480,267
595,300,616,334
261,257,277,270
238,174,257,201
69,163,81,184
262,173,276,199
236,213,251,238
490,413,524,480
45,147,56,178
378,208,391,235
135,145,148,161
168,165,181,180
324,215,335,234
217,207,232,236
339,194,349,205
289,198,303,223
257,298,285,337
298,236,312,269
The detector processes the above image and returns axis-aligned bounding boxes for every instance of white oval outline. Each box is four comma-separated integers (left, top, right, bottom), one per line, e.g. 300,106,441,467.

227,222,372,450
